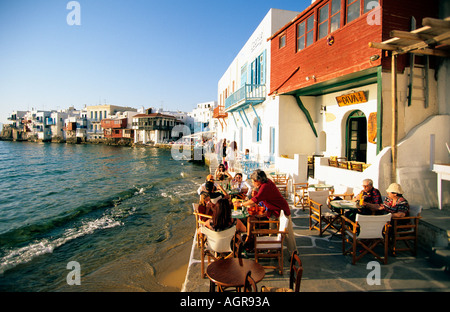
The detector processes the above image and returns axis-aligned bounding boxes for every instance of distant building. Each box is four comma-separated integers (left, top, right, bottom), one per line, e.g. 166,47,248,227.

86,104,137,140
189,101,216,134
132,112,183,144
101,111,138,143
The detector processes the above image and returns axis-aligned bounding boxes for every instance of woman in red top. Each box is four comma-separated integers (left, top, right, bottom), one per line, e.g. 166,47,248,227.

238,169,296,255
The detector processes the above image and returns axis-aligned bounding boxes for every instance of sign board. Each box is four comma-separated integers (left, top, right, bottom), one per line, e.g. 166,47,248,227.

336,91,367,106
368,112,377,144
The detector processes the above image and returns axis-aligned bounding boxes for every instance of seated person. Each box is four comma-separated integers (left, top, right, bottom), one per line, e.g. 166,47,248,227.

206,197,246,236
353,179,382,205
204,180,228,199
215,163,232,182
371,183,409,218
197,192,213,222
231,173,252,199
347,179,382,219
197,174,219,195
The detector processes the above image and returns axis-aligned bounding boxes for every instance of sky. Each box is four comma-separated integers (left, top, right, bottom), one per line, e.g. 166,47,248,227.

0,0,312,125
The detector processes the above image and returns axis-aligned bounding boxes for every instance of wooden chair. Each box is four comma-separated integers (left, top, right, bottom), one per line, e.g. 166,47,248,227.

309,190,339,236
193,203,212,248
342,213,392,264
261,250,303,292
243,271,258,292
293,182,309,210
273,174,289,198
350,162,363,172
200,225,237,278
391,205,422,256
328,158,338,167
338,160,349,169
251,210,289,275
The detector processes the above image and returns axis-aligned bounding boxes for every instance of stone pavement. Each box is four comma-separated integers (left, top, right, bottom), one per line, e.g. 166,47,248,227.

183,202,450,292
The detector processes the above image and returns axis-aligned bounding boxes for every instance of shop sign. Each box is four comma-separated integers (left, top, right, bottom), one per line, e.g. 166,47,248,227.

336,91,367,106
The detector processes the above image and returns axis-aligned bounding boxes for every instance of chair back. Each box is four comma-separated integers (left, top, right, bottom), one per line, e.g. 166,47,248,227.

309,190,331,213
244,271,258,292
277,210,289,240
201,225,236,253
409,205,422,217
356,213,392,239
289,250,303,292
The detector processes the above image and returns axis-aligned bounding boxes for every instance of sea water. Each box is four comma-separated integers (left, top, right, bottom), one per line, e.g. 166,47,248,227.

0,141,208,291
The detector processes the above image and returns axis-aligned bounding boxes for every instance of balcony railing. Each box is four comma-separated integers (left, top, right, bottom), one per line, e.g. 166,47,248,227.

225,84,266,111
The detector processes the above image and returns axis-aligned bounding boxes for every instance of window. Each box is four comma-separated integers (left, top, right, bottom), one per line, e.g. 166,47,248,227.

346,0,360,23
330,0,341,33
363,0,379,13
279,34,286,48
318,4,329,40
253,119,263,143
297,21,305,51
306,15,315,47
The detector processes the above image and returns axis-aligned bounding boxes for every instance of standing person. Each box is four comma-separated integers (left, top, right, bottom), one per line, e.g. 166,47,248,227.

226,141,238,172
238,169,297,256
222,139,228,167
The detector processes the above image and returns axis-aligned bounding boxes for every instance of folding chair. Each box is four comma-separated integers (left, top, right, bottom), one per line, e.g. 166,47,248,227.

193,203,212,248
293,182,309,210
391,205,422,256
261,250,303,292
273,174,289,198
243,271,258,292
200,225,237,278
309,190,340,236
251,210,289,275
342,213,392,264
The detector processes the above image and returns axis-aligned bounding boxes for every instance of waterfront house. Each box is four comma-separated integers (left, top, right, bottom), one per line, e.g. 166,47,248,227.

132,111,183,144
101,111,138,144
64,109,88,142
189,101,216,134
215,8,301,166
268,0,449,208
86,104,137,140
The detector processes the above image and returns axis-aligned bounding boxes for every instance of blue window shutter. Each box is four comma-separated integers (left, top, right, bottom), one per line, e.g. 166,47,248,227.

260,50,266,85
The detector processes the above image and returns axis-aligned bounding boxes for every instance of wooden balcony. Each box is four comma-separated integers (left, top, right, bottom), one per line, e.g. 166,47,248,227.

213,105,228,119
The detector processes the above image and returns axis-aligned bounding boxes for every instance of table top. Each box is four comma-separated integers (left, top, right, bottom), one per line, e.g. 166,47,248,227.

206,258,265,288
310,183,334,189
231,209,249,219
330,200,360,209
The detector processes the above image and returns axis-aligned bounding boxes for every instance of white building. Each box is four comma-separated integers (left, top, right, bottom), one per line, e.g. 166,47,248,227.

189,101,216,134
215,9,300,163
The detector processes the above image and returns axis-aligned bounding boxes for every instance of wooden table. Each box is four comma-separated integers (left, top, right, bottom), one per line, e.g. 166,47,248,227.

206,258,265,292
310,183,334,191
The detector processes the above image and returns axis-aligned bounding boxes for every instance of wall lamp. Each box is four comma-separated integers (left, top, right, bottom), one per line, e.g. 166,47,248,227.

370,54,380,62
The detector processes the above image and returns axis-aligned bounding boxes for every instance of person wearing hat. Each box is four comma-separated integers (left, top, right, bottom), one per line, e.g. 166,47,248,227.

197,174,219,195
372,183,409,218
